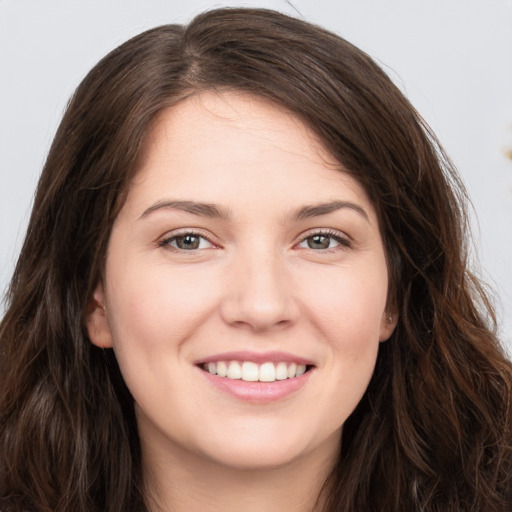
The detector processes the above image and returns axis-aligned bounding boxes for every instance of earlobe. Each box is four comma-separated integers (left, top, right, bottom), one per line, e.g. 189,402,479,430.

86,283,114,348
379,311,398,342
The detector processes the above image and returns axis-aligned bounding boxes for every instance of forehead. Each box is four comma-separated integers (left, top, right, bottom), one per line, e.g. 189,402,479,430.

126,91,376,221
143,91,338,167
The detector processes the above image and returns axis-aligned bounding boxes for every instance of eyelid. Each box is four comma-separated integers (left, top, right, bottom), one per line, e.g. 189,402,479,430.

157,228,220,251
156,227,351,253
294,228,352,250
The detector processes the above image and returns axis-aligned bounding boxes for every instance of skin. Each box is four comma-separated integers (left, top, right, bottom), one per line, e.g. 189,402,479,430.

87,91,397,512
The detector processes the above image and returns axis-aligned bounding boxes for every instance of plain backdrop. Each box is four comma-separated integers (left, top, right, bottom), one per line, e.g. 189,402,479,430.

1,0,511,350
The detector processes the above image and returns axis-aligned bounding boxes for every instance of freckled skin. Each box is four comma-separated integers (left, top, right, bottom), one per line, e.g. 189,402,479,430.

87,91,396,508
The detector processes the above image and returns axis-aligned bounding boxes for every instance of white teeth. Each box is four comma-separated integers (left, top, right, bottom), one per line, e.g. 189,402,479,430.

217,361,228,377
296,364,306,376
202,360,309,382
287,362,297,378
275,362,288,380
241,361,259,382
226,361,242,379
259,362,275,382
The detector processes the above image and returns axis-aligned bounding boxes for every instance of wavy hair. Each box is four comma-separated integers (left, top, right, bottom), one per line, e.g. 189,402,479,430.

1,8,511,512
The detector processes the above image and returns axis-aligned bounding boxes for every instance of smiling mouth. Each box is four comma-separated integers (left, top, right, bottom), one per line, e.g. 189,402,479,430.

200,361,312,383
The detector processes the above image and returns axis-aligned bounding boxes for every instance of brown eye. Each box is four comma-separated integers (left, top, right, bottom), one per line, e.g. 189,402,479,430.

307,235,331,250
160,233,214,251
297,231,349,251
175,235,201,250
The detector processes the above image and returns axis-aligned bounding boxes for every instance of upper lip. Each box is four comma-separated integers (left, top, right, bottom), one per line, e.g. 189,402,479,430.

195,350,315,366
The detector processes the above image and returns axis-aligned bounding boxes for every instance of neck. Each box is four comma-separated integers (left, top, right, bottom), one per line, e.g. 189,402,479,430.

141,433,339,512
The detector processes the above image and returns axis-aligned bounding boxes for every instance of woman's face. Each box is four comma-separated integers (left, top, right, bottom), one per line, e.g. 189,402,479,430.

87,91,396,471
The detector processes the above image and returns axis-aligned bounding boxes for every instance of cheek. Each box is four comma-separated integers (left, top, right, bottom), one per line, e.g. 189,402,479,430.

102,260,227,411
103,262,217,415
300,263,388,345
107,258,221,344
306,271,385,423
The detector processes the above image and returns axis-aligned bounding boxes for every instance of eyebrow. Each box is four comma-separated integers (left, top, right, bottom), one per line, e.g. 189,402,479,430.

290,200,369,223
139,199,369,223
139,200,231,220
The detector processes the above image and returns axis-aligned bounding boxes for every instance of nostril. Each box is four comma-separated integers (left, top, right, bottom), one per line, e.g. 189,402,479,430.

219,274,299,331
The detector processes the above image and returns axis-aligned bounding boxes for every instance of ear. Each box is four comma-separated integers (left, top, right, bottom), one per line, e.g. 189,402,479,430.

379,310,398,342
86,282,113,348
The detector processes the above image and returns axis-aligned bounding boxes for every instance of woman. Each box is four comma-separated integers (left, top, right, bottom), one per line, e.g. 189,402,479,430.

1,7,511,512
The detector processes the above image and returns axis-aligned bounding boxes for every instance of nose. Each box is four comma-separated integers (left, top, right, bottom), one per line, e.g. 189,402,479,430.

220,250,299,332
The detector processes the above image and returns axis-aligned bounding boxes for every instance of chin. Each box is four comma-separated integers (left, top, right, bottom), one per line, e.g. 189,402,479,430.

194,421,341,472
202,443,308,472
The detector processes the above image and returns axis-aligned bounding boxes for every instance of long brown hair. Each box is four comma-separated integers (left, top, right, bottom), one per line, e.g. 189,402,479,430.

1,8,511,512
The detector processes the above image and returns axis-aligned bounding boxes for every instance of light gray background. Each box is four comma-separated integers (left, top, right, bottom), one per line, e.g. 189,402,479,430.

1,0,511,350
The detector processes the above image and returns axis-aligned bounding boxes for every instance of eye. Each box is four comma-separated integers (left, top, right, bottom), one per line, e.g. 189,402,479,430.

297,231,350,251
159,232,215,251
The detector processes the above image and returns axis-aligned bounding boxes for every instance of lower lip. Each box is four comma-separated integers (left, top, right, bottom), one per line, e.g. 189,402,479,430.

199,368,313,403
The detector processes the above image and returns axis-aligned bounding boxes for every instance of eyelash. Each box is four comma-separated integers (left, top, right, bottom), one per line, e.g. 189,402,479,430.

158,229,351,253
296,229,352,252
158,230,216,252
